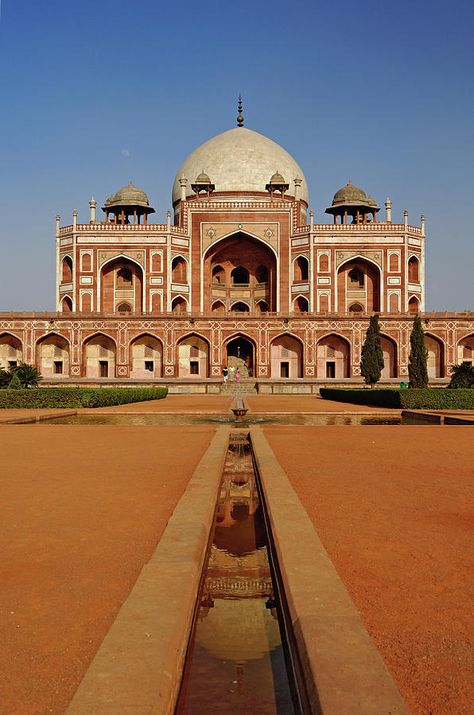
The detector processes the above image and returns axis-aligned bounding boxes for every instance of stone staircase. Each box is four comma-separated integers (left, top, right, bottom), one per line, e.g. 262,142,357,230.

220,379,257,395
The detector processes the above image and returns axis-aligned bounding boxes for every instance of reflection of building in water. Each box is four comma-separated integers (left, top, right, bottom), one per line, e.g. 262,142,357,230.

3,99,471,383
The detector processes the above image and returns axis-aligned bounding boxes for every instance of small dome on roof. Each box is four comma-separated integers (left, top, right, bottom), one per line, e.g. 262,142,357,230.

194,170,212,184
103,182,153,210
332,181,367,206
366,195,378,207
268,170,286,185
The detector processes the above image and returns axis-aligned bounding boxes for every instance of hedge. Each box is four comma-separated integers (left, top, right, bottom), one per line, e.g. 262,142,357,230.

0,387,168,409
320,387,474,410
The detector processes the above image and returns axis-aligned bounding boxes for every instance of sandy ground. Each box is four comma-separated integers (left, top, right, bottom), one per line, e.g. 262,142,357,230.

263,425,474,715
0,424,216,715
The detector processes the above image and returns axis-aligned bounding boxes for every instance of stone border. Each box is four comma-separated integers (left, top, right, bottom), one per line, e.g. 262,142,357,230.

250,428,409,715
66,427,228,715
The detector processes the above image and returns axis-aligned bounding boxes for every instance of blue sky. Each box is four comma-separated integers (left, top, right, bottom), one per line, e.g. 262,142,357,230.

0,0,472,310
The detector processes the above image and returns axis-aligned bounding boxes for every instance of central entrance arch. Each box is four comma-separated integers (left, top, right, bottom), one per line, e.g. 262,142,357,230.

226,336,255,377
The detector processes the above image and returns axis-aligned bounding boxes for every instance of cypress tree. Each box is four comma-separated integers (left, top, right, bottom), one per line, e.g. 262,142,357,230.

360,314,384,387
408,315,429,388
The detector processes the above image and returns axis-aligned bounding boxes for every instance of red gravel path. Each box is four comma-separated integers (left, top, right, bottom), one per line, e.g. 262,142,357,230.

263,425,474,715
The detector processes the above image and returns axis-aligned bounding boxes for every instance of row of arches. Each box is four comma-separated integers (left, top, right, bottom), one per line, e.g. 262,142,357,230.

2,331,469,379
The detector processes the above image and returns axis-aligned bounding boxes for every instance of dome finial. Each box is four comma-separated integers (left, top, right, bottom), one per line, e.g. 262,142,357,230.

237,94,244,127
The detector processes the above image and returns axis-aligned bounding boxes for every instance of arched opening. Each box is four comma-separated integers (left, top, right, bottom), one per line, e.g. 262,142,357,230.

61,296,73,313
212,265,225,284
83,334,116,378
426,334,445,378
117,302,132,313
61,256,73,283
389,254,399,272
81,293,92,312
270,335,303,378
349,303,364,313
317,334,350,378
37,334,69,377
256,265,269,283
130,334,163,378
177,335,209,377
151,253,162,272
204,233,276,311
0,333,22,371
255,300,269,314
380,335,397,378
294,256,309,282
408,256,420,283
408,296,420,314
226,336,255,378
172,256,187,283
100,258,143,313
457,334,474,366
337,259,381,312
211,301,226,315
231,266,249,285
172,297,188,314
293,296,309,313
230,301,250,313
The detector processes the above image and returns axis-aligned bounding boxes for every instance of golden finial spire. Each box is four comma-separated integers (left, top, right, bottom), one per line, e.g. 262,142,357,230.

237,94,244,127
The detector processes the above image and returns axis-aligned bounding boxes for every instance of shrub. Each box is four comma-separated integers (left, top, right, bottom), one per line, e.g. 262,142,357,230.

0,387,168,409
7,371,23,390
320,387,474,410
0,369,11,388
448,362,474,389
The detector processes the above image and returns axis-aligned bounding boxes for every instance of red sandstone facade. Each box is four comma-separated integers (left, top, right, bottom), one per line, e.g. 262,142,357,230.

0,122,473,386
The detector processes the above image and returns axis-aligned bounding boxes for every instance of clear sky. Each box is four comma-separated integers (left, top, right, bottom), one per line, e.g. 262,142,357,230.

0,0,472,311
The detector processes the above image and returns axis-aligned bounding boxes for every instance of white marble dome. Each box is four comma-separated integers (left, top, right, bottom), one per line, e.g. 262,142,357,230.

172,127,309,204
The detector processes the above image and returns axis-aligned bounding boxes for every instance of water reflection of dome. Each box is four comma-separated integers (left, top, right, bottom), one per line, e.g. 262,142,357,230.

195,598,281,661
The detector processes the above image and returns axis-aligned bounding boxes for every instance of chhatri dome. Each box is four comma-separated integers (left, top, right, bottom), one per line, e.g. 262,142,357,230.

172,99,308,204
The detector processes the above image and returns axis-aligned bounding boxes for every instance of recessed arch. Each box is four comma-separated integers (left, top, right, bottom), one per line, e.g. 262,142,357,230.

61,255,73,283
457,333,474,366
425,333,445,378
255,300,269,314
82,332,117,378
408,255,420,283
231,266,249,285
99,255,144,313
408,295,420,314
317,333,350,378
36,333,70,378
230,301,250,313
0,333,23,370
61,296,73,313
202,230,278,261
270,333,303,378
211,300,226,315
171,296,188,314
380,334,398,378
349,302,364,313
129,333,163,378
117,301,132,313
171,255,188,283
224,333,256,378
256,265,269,283
177,333,209,377
337,255,381,312
293,255,309,282
293,295,309,313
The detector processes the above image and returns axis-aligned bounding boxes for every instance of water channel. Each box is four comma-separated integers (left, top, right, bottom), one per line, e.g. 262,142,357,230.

175,432,304,715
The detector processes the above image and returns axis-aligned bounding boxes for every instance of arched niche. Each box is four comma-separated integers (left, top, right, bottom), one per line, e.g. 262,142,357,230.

425,334,445,377
349,303,364,313
317,334,350,378
255,300,269,314
225,335,255,378
37,334,69,377
172,296,188,314
203,232,277,311
83,334,116,378
100,257,143,313
319,254,329,272
408,256,420,283
457,334,474,365
380,335,398,378
293,296,309,313
172,256,187,283
0,333,22,370
61,296,73,313
337,258,381,312
130,334,163,378
177,334,209,377
61,256,72,283
294,256,309,282
408,296,420,315
117,302,132,313
211,301,226,315
230,301,250,313
270,334,302,378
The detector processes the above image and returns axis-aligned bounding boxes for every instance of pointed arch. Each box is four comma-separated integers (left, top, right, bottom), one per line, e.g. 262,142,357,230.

457,333,474,366
0,332,23,370
171,296,188,314
224,333,257,378
408,295,420,314
36,332,70,377
61,296,73,313
171,255,188,283
316,333,350,378
82,332,117,378
336,255,382,312
61,255,73,283
129,333,163,378
270,333,303,378
99,255,144,313
425,333,445,378
380,334,398,378
177,333,209,377
293,255,309,282
211,300,226,315
230,300,250,312
293,295,309,313
408,255,420,283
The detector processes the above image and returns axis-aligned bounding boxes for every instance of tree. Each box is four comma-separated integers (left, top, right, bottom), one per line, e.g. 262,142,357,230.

7,371,23,389
408,315,428,388
14,362,43,388
360,314,384,386
448,362,474,388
